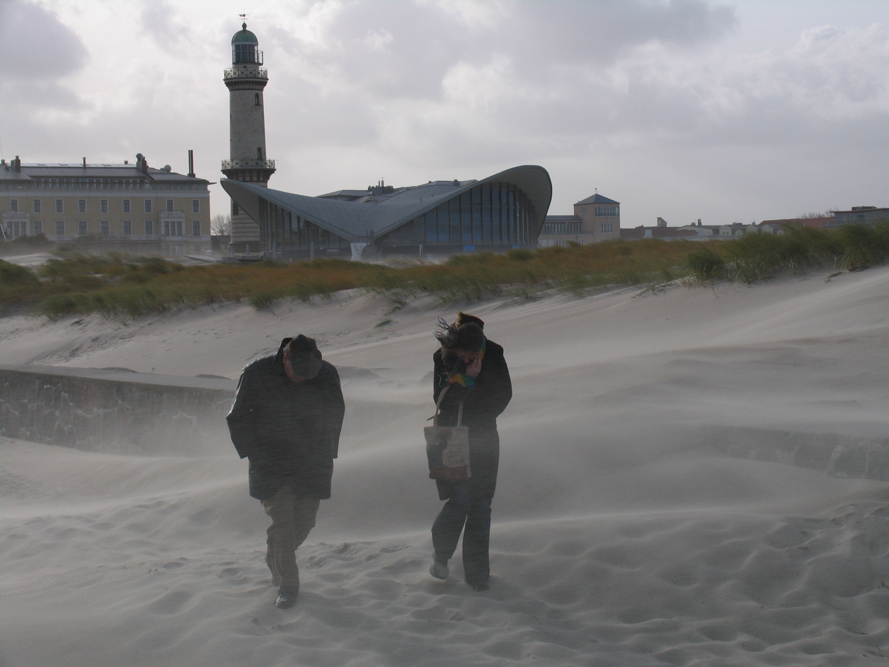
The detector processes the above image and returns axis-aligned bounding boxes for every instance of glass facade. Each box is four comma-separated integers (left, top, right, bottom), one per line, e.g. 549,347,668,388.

257,199,351,257
255,181,538,258
381,181,535,252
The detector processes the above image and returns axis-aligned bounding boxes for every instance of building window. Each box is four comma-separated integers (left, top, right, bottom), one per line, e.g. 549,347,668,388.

33,221,42,235
78,221,88,235
123,199,131,213
595,206,618,217
10,199,18,212
255,92,261,106
100,199,108,213
144,199,152,213
192,199,200,213
78,199,87,213
55,221,65,236
33,199,41,213
600,223,614,233
163,220,183,236
100,221,109,235
192,220,201,236
122,221,131,235
166,199,174,213
145,220,153,235
55,199,64,213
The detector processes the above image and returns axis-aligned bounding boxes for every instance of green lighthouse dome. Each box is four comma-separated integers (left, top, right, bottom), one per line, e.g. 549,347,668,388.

231,22,262,65
231,22,258,45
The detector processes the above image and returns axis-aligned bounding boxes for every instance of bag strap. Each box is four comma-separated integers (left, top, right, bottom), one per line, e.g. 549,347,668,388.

431,385,464,427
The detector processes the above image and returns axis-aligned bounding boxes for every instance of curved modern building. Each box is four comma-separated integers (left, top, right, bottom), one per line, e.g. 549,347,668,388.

221,165,552,259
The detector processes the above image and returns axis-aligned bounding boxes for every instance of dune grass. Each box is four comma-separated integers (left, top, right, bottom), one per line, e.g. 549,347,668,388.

684,221,889,284
1,222,887,319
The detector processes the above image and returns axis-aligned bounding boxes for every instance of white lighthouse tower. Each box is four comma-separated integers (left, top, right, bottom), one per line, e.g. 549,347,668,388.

221,21,275,254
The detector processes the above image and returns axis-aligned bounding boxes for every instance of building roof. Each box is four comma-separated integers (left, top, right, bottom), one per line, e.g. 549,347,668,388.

544,215,582,223
232,23,258,44
222,165,553,241
0,161,209,185
576,193,619,206
758,217,832,229
620,226,699,241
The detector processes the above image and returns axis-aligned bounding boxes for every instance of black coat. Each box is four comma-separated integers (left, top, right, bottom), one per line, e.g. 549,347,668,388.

432,339,512,500
227,338,345,500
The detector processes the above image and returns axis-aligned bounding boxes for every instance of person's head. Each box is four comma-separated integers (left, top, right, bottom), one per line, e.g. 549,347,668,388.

452,323,484,362
436,311,485,361
283,334,322,382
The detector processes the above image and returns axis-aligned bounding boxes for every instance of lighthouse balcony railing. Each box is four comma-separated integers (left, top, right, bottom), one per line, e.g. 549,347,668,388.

221,159,276,171
224,67,268,80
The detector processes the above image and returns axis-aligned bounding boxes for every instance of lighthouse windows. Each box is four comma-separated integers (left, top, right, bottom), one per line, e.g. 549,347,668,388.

255,93,261,106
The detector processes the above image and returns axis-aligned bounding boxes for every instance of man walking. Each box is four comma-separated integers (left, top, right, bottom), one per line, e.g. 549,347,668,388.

227,334,345,609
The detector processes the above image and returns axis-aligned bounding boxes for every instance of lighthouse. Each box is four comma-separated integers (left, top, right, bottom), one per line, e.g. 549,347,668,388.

221,21,275,254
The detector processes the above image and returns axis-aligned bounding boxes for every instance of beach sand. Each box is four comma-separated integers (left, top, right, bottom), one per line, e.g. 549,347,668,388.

1,266,888,666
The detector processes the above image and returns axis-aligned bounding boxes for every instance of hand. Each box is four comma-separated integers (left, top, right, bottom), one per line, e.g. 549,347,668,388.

466,355,482,378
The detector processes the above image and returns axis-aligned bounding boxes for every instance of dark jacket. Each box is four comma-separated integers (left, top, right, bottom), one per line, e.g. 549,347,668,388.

227,338,345,500
432,339,512,500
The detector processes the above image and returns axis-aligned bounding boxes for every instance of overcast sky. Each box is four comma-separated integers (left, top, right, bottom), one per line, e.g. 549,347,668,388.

2,0,887,227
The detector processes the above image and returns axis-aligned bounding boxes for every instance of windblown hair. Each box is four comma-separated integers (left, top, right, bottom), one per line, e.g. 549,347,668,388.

435,311,486,355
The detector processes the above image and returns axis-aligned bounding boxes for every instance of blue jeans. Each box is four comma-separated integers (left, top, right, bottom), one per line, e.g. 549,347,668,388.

431,481,492,586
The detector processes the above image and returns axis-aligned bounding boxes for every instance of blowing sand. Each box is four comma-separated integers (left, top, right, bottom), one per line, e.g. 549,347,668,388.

1,266,888,666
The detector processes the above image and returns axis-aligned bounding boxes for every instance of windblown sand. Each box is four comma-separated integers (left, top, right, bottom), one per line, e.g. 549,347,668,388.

1,266,888,666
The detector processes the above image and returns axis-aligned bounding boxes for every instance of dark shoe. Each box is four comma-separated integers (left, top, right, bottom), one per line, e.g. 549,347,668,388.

275,587,298,609
469,582,489,592
429,556,448,581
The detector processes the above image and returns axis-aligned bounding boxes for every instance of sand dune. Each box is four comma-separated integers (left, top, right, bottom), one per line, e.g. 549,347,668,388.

2,267,888,666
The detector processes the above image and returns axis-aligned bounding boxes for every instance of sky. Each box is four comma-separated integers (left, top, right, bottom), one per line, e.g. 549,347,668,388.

1,0,887,228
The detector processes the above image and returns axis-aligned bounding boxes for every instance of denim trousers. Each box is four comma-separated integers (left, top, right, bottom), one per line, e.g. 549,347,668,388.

431,481,492,586
261,484,321,589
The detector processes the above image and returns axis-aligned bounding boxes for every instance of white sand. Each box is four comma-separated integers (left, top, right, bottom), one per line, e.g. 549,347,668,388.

2,267,888,666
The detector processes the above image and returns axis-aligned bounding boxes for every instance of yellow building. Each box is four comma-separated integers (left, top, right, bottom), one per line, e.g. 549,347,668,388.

538,193,620,246
0,153,211,256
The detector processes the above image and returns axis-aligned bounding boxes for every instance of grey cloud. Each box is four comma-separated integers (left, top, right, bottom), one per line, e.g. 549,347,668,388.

0,0,87,80
140,0,192,49
261,0,737,102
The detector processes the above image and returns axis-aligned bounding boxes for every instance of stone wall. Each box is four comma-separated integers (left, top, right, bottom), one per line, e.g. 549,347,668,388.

709,426,889,483
0,366,236,456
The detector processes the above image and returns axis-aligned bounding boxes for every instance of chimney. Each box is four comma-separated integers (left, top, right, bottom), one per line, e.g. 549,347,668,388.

13,155,21,172
188,149,195,178
83,157,87,168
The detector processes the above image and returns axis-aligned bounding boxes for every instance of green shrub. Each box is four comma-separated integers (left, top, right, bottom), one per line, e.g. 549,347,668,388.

0,260,40,287
685,246,726,282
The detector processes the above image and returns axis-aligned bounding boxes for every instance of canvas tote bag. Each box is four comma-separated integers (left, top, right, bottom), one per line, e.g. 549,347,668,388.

425,386,471,481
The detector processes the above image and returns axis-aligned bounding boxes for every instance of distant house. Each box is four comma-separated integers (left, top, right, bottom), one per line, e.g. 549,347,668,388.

829,206,888,227
752,216,833,235
620,218,749,241
538,193,620,246
621,217,699,241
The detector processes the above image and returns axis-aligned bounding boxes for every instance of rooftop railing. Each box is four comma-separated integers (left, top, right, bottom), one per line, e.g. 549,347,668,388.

223,67,268,80
221,159,276,171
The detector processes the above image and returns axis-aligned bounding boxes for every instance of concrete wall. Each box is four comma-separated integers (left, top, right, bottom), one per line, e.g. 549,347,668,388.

0,365,235,456
709,426,889,483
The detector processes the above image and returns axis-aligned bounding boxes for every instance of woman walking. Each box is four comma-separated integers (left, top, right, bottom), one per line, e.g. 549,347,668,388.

429,312,512,591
